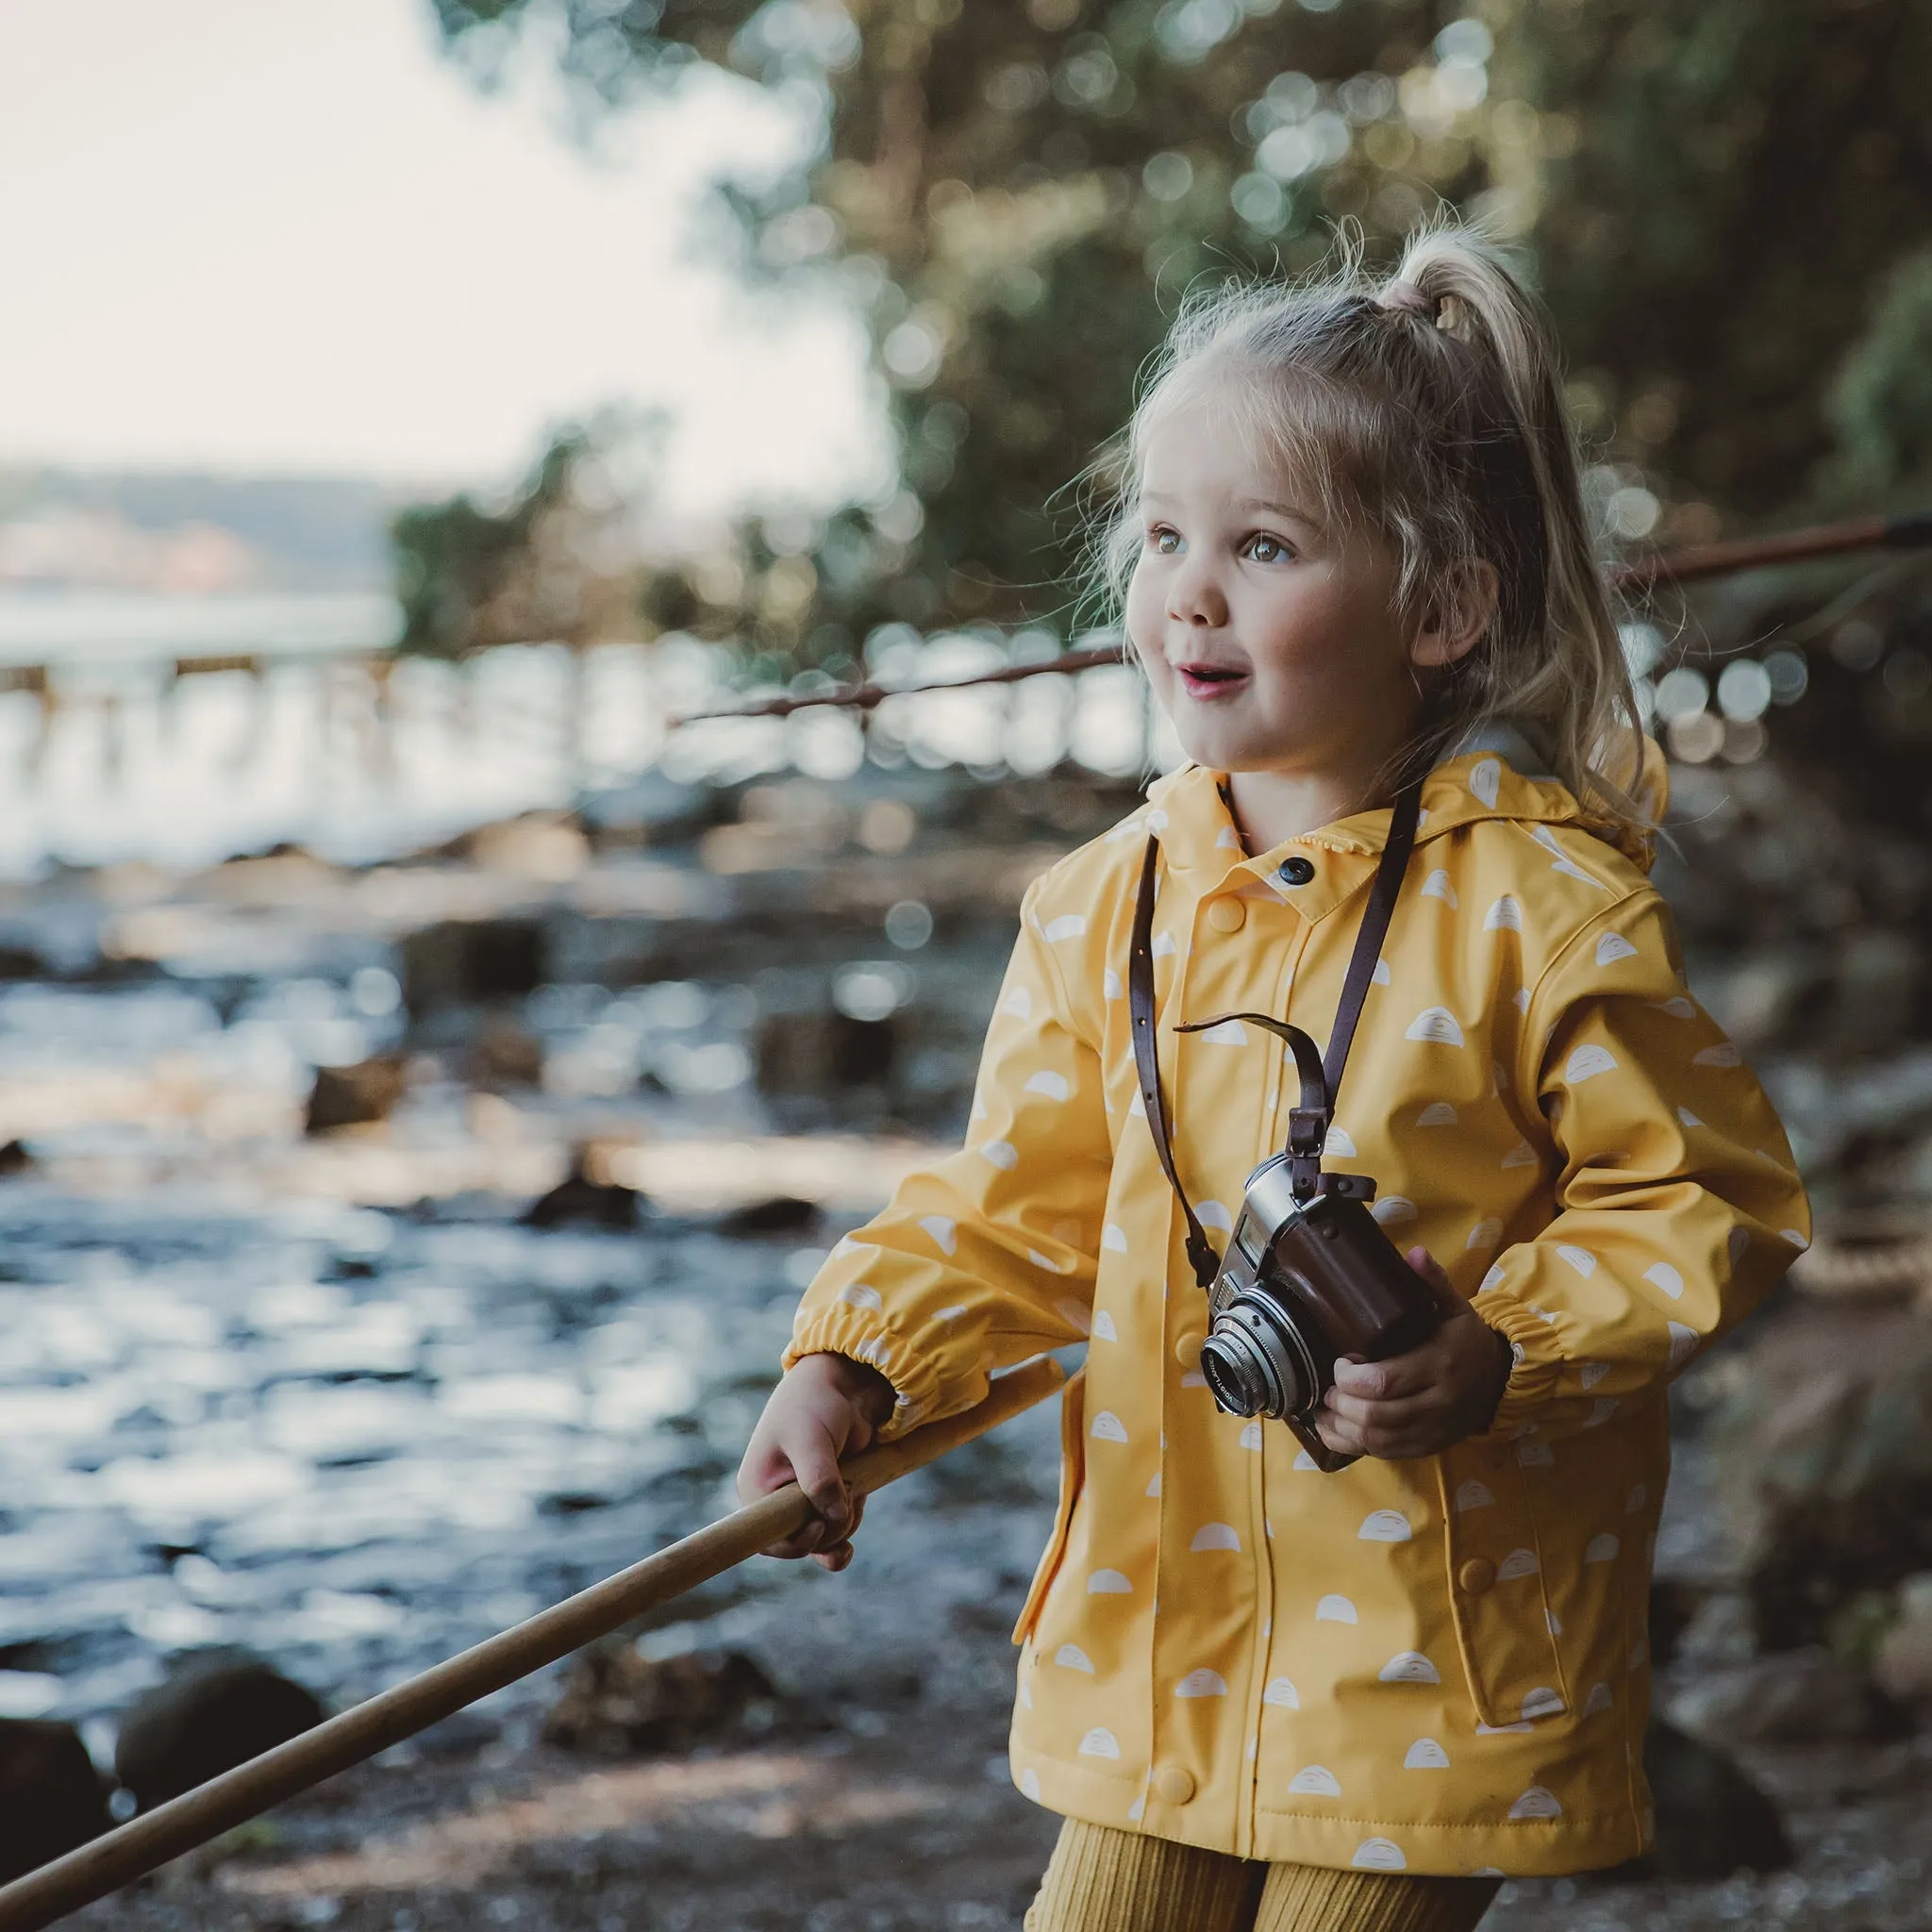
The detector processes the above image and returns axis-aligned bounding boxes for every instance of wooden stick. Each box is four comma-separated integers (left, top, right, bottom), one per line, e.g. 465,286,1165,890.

0,1357,1065,1932
675,510,1932,724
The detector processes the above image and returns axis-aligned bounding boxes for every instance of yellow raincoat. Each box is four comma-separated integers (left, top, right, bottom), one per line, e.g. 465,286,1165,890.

784,731,1809,1878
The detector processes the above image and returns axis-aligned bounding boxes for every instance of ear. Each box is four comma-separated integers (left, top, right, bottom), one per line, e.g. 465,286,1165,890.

1409,560,1499,671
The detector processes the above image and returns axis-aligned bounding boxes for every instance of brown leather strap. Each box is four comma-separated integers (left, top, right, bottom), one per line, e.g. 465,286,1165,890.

1130,835,1222,1289
1323,779,1424,1110
1128,779,1424,1266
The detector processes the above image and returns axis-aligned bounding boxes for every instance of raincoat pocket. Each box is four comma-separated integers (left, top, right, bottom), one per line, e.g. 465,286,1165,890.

1011,1365,1087,1644
1437,1441,1573,1730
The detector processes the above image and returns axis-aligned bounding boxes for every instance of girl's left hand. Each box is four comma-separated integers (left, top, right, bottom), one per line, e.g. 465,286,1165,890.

1316,1247,1515,1460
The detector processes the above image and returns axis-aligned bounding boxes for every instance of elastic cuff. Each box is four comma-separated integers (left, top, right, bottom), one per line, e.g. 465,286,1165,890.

1474,1299,1566,1439
783,1309,941,1441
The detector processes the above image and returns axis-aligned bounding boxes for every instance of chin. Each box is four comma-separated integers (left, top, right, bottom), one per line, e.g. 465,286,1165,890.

1172,718,1272,774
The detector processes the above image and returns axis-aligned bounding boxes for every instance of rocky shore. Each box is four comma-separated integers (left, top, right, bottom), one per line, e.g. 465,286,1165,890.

0,757,1926,1927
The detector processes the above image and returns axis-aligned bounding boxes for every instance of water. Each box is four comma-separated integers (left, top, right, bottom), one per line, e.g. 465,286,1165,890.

0,1066,829,1740
0,591,1168,874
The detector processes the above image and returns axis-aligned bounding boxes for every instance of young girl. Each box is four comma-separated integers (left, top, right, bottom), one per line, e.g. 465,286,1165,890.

737,226,1809,1931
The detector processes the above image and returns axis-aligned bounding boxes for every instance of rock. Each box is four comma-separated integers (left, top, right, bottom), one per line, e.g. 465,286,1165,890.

0,1719,108,1884
305,1057,408,1135
541,1646,780,1757
1647,1578,1705,1668
1874,1572,1932,1705
0,1139,31,1176
1708,1306,1932,1647
466,813,589,882
115,1651,324,1812
523,1157,645,1231
712,1195,821,1238
400,918,546,1016
468,1011,544,1089
1671,1590,1757,1668
1668,1646,1906,1748
755,1008,895,1098
1640,1714,1791,1879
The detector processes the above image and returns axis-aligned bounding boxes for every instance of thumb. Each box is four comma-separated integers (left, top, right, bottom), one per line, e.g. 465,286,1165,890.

1404,1245,1464,1316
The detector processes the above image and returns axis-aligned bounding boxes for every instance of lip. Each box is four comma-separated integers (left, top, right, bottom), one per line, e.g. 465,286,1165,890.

1172,658,1251,702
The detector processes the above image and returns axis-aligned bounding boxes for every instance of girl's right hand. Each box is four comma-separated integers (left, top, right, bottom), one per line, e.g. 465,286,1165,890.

735,1352,898,1571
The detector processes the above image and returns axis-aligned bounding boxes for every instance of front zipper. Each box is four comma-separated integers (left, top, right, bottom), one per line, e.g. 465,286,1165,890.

1240,909,1311,1858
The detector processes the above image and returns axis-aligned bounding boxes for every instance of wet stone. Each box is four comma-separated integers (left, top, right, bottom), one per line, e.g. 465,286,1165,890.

541,1646,789,1757
306,1058,408,1135
0,1717,108,1883
115,1649,325,1810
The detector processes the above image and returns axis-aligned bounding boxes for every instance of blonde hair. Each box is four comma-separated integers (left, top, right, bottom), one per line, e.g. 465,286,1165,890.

1095,223,1650,848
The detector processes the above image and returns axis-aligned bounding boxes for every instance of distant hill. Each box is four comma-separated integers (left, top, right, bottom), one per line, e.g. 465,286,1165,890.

0,468,398,593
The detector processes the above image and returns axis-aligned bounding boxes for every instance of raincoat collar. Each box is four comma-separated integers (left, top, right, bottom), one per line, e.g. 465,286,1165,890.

1142,722,1665,924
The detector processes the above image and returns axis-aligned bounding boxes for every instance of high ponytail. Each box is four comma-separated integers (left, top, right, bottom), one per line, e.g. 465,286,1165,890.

1100,222,1650,850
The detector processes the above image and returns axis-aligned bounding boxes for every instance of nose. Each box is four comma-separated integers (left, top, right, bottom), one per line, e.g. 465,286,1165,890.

1167,551,1227,629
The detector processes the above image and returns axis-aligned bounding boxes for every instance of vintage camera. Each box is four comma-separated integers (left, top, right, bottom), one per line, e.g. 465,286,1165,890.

1199,1156,1441,1473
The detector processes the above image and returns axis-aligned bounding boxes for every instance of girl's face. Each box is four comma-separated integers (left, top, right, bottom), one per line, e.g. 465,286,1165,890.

1124,385,1428,785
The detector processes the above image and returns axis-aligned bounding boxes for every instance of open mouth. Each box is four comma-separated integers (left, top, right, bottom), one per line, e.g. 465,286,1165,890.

1174,660,1250,701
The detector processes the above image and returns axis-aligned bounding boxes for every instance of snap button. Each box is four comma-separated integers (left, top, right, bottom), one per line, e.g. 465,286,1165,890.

1174,1328,1206,1369
1152,1762,1196,1806
1457,1557,1496,1596
1207,897,1246,933
1275,856,1315,887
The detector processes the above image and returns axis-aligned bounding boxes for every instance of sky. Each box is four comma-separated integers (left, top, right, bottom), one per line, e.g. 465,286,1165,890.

0,0,888,520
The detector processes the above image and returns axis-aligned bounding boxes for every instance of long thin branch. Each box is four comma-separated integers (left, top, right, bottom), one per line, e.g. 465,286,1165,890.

679,510,1932,724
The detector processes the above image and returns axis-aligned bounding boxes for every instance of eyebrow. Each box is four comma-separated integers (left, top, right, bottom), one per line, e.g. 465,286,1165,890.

1141,491,1322,525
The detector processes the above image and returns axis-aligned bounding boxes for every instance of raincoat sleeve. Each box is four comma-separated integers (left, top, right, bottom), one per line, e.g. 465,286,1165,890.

1474,887,1810,1444
781,872,1114,1441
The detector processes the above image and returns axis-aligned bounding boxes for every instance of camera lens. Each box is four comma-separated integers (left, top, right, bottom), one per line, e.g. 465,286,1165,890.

1200,1295,1321,1421
1199,1335,1266,1415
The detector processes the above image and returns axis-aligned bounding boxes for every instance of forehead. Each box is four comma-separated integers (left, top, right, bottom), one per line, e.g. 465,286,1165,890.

1137,365,1333,520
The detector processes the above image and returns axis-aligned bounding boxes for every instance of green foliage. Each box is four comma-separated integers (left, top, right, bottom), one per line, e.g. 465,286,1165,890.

1824,246,1932,507
421,0,1932,672
1512,0,1932,526
391,431,587,658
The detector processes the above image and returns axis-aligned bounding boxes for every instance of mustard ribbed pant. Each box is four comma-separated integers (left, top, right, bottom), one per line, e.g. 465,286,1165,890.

1025,1821,1501,1932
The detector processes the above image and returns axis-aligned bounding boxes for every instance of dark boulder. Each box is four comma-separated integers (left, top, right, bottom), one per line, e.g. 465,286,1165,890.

1640,1715,1791,1880
401,918,545,1017
755,1009,895,1098
524,1158,645,1230
1669,1646,1908,1749
541,1646,780,1757
0,1719,108,1884
713,1195,821,1238
1708,1306,1932,1648
114,1651,324,1811
305,1056,408,1135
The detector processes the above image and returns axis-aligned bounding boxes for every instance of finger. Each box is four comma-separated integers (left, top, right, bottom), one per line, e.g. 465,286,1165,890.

1331,1353,1433,1402
812,1538,856,1572
1313,1410,1365,1456
787,1431,853,1541
1323,1382,1445,1431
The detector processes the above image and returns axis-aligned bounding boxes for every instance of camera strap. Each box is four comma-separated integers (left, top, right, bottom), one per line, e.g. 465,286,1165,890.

1128,778,1425,1286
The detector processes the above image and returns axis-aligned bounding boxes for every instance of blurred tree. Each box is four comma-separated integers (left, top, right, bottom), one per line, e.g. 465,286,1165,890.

420,0,1932,675
391,416,664,657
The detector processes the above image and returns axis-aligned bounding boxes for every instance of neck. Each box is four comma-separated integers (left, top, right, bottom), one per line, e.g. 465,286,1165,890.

1223,754,1400,851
